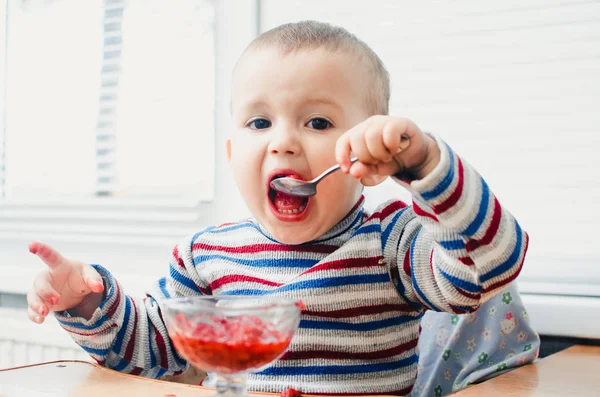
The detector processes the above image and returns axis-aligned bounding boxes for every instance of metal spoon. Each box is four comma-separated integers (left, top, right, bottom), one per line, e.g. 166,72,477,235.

270,135,410,197
270,157,359,197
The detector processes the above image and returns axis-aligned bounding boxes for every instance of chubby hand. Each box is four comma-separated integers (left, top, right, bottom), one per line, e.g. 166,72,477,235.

335,116,440,185
27,241,104,323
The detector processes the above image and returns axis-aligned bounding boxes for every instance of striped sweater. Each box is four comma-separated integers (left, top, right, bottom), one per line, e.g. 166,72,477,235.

55,136,529,395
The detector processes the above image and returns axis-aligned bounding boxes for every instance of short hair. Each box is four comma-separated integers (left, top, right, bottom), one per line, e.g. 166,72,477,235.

246,20,390,115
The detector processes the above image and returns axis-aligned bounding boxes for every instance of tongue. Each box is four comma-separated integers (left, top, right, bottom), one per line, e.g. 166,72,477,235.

274,191,305,212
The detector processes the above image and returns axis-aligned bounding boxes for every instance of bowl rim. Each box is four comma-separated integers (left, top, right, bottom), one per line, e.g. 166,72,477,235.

161,294,302,313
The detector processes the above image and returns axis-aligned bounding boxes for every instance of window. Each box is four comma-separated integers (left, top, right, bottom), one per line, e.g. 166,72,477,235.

0,0,221,299
1,0,215,202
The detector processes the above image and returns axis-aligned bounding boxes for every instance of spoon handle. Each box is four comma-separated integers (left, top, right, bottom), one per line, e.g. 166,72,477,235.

314,157,358,183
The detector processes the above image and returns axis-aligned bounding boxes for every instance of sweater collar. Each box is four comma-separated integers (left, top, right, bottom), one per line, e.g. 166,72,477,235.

252,195,366,246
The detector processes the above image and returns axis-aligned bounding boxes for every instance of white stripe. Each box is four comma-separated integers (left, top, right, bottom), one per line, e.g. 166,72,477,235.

291,322,420,348
445,162,483,231
246,365,417,393
477,214,517,270
303,288,398,307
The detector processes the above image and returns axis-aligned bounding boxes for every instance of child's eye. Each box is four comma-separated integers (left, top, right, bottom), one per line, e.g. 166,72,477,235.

247,118,272,130
306,118,332,130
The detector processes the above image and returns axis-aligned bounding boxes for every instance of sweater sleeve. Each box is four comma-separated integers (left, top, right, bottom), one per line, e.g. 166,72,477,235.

381,134,529,313
52,231,209,378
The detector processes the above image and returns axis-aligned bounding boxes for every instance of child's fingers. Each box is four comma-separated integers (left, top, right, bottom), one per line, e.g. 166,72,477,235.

27,289,49,318
348,161,376,179
382,119,404,153
350,129,378,165
364,124,393,161
79,264,104,294
335,132,353,173
27,306,45,324
33,272,61,306
29,241,68,271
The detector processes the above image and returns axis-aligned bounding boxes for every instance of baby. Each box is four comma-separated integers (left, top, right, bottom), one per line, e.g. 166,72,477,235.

26,21,529,395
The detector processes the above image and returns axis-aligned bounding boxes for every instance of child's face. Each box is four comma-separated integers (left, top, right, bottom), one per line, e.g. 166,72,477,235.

228,47,371,244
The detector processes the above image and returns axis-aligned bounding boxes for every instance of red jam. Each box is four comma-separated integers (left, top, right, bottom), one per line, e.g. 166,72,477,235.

170,314,292,374
280,387,302,397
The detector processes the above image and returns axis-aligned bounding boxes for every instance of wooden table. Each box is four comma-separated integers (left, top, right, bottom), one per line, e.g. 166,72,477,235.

0,345,598,397
450,345,600,396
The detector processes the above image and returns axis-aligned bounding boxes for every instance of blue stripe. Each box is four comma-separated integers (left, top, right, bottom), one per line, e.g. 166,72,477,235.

113,297,131,354
191,226,214,241
421,143,455,200
92,264,115,311
313,209,364,243
57,315,110,330
353,224,380,236
219,289,269,296
299,315,416,331
410,230,440,311
156,368,167,378
248,222,281,244
80,345,110,356
193,255,319,268
158,277,171,298
480,220,524,283
453,304,475,313
221,274,389,296
382,208,408,247
169,265,197,292
279,274,388,291
147,317,157,369
461,178,490,236
438,267,481,293
439,239,465,251
208,223,253,234
113,358,129,371
259,354,418,376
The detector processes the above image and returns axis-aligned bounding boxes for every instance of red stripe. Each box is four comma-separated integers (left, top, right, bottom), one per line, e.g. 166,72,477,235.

173,246,185,268
433,159,464,214
198,286,210,295
429,249,434,271
301,257,382,275
367,200,409,221
216,221,238,228
281,338,418,361
130,366,143,376
210,274,282,290
154,311,169,369
350,195,365,212
64,323,117,337
124,298,138,363
105,282,122,319
403,248,411,277
316,387,412,396
458,256,475,266
303,303,414,318
413,202,438,222
455,288,481,301
92,357,105,365
192,242,337,255
482,231,528,293
466,198,502,252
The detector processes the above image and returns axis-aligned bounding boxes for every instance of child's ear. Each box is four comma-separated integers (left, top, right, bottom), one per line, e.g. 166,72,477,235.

226,139,232,162
360,175,388,187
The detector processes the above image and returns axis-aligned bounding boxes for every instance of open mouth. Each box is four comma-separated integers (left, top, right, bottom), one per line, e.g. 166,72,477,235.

268,173,309,217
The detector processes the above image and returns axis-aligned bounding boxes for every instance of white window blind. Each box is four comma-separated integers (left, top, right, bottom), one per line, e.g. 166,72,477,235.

1,0,215,201
261,0,600,297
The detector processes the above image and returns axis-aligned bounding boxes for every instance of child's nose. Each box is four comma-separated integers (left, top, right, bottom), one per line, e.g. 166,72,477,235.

268,129,301,156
